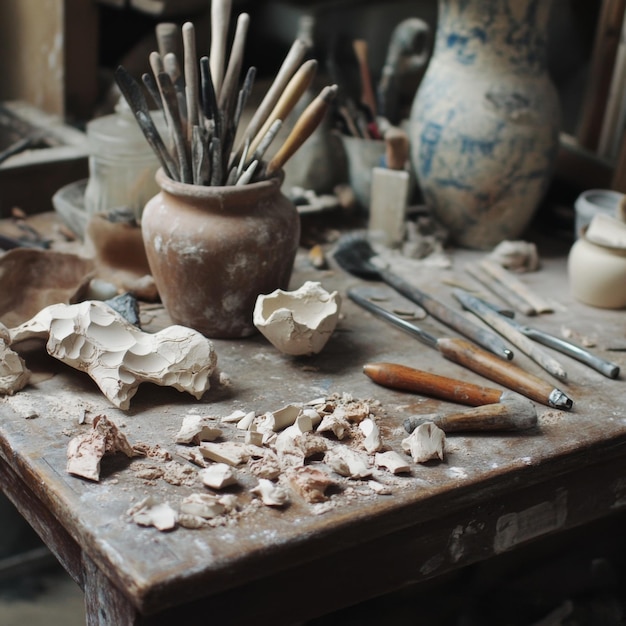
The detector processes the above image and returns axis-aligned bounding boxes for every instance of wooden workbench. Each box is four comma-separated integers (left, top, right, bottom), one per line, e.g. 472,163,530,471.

1,222,626,625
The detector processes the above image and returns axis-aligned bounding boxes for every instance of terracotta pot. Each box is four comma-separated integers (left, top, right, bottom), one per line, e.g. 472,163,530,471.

141,169,301,338
409,0,560,249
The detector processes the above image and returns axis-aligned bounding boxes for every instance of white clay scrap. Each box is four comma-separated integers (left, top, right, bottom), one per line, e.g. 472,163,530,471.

200,463,238,489
251,478,290,507
0,338,31,396
180,493,226,519
175,414,222,444
128,496,177,531
7,301,218,410
317,411,351,439
253,281,342,356
374,450,411,474
286,466,336,503
401,421,445,463
325,447,372,479
66,414,143,481
200,441,250,466
359,418,382,453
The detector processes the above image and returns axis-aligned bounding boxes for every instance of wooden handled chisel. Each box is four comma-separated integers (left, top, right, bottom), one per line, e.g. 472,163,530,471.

349,288,573,410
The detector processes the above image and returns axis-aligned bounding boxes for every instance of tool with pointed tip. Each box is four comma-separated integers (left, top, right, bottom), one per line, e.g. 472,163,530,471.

349,288,573,410
462,292,621,379
335,234,513,360
452,288,568,382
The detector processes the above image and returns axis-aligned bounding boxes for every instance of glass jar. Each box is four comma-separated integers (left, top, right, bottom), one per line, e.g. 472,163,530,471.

84,99,168,220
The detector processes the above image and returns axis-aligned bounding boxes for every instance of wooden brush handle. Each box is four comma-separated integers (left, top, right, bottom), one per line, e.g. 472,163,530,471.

182,22,200,132
266,84,337,176
363,362,503,406
352,39,377,117
210,0,232,98
156,22,180,59
437,337,572,409
248,59,318,157
218,12,250,112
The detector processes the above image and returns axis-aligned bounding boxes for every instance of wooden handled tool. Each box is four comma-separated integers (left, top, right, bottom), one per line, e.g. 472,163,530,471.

383,126,410,170
265,84,338,176
156,22,180,60
210,0,232,98
348,288,573,411
352,39,377,118
453,288,568,381
235,38,308,160
182,22,200,135
363,362,504,406
404,390,538,433
247,59,318,158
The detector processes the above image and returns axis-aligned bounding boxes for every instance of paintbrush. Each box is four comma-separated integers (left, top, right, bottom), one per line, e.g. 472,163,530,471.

247,59,318,158
182,22,200,138
348,287,573,411
265,84,338,177
210,0,232,98
334,233,513,360
156,71,192,183
234,38,308,161
352,39,378,119
114,65,179,181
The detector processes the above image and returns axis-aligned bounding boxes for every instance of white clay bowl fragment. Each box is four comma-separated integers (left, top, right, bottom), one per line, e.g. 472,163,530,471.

401,421,445,464
253,281,342,356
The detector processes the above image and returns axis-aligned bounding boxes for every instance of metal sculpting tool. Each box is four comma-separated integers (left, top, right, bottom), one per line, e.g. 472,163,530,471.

455,291,620,379
348,287,573,410
452,288,568,382
334,234,513,360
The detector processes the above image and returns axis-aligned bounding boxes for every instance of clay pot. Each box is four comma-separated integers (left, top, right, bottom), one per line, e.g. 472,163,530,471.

409,0,560,249
141,169,301,338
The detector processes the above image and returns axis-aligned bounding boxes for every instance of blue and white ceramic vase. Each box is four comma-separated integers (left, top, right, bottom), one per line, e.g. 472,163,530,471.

409,0,560,249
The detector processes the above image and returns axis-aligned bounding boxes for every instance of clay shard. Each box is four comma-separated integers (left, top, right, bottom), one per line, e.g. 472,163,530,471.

401,421,445,463
251,478,290,507
200,463,238,489
317,411,351,439
325,447,372,479
128,496,177,531
286,466,337,503
8,301,218,410
0,338,31,395
374,450,411,474
200,441,250,466
66,414,143,481
221,409,248,424
180,493,226,518
175,414,222,444
359,418,383,453
253,281,342,356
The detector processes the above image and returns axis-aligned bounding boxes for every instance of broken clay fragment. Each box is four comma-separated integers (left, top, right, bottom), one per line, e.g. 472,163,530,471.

180,493,226,519
286,466,336,503
128,496,177,531
200,463,238,489
359,418,382,453
0,338,31,396
251,478,290,507
66,414,143,481
325,447,372,479
175,414,222,444
401,421,445,463
8,301,218,410
200,441,250,466
374,450,411,474
253,281,342,356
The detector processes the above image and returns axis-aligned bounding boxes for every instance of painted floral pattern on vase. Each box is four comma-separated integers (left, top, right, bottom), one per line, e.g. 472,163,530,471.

410,0,560,249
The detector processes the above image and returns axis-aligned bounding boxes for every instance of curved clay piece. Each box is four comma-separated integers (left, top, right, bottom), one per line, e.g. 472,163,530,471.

253,281,341,356
0,248,95,328
0,338,31,395
8,301,218,410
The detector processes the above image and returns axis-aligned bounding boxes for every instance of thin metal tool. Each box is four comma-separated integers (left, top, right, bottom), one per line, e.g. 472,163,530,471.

464,292,621,379
334,234,514,360
348,288,573,410
452,288,568,382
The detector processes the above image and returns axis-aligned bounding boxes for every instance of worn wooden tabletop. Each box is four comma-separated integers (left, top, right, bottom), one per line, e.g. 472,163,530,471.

2,217,626,624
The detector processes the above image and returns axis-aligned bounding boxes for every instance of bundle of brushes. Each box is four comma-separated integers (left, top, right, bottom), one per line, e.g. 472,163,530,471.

114,0,337,188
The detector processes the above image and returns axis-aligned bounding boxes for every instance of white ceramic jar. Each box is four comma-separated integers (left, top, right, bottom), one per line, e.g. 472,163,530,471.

568,235,626,309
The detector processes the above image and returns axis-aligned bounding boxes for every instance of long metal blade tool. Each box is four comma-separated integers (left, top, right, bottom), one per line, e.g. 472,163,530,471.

456,291,620,379
348,288,573,410
452,288,569,382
